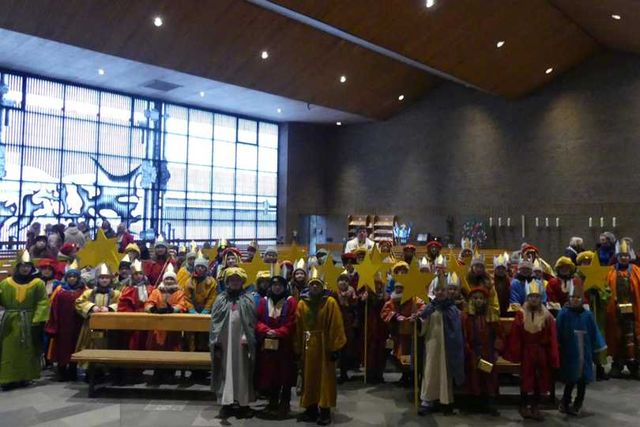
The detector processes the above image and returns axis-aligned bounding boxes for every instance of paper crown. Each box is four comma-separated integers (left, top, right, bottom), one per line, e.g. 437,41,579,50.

154,235,167,247
419,256,430,269
434,254,447,268
121,253,131,264
471,248,485,266
525,279,542,296
67,259,79,271
460,238,473,251
338,269,350,279
131,259,143,273
37,228,47,237
308,266,325,286
96,263,111,277
616,239,630,255
162,263,176,280
125,243,140,254
194,250,208,268
294,257,307,273
532,259,543,272
218,238,229,248
18,248,32,264
189,240,198,252
447,272,460,288
178,244,187,253
270,262,291,280
493,254,508,268
247,240,258,251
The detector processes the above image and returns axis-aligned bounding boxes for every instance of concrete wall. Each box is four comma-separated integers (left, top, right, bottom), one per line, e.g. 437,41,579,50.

284,52,640,257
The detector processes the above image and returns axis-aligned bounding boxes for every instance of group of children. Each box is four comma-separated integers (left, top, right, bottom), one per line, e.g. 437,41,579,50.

0,229,636,425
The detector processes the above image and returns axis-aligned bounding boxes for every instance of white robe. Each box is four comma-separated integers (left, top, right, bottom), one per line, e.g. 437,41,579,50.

420,311,453,404
219,305,254,405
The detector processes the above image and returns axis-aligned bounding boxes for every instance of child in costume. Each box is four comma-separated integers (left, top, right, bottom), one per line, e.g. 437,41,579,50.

556,281,606,416
333,269,359,384
506,279,559,421
418,272,465,416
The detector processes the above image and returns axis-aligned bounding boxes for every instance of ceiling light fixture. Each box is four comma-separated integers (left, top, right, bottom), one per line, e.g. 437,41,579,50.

398,95,405,101
153,16,163,27
611,14,622,20
261,50,269,60
496,40,505,48
545,67,553,75
276,108,282,113
339,75,347,83
336,121,342,126
426,0,435,8
199,91,205,97
98,68,105,75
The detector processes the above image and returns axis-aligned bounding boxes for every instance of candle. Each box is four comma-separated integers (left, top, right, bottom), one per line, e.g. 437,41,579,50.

613,217,617,228
507,217,511,227
545,217,549,228
521,215,526,238
589,217,593,228
600,217,604,228
556,217,559,227
498,217,502,227
489,217,493,227
535,217,539,227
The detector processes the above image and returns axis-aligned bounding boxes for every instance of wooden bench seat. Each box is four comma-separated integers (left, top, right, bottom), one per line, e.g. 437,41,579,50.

71,349,211,367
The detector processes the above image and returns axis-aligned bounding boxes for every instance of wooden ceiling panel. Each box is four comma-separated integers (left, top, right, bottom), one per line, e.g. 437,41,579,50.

0,0,438,120
551,0,640,55
271,0,600,98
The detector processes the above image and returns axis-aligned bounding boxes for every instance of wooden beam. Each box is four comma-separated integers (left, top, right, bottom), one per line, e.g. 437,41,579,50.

89,312,210,332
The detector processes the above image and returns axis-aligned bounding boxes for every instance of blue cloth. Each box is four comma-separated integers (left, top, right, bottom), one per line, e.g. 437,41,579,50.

420,298,465,386
556,306,606,384
385,278,395,296
598,246,614,266
509,277,547,305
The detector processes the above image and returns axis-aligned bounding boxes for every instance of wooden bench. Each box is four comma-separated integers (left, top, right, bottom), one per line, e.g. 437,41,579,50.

71,312,211,397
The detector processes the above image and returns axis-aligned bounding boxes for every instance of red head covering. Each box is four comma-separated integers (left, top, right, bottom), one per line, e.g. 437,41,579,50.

403,244,416,252
468,286,490,298
37,258,57,269
60,242,77,256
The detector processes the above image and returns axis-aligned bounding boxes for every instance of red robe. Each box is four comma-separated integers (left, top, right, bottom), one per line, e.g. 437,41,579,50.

143,258,178,287
462,312,503,396
493,274,512,317
381,297,425,362
117,283,155,350
45,286,85,366
546,275,583,310
506,307,559,394
332,286,360,369
255,295,297,391
361,290,389,374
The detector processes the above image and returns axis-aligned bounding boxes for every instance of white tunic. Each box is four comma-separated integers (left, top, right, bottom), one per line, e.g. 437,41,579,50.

420,311,453,404
220,304,253,405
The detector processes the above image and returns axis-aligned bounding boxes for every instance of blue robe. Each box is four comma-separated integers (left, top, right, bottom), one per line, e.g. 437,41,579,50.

556,305,606,384
509,277,547,305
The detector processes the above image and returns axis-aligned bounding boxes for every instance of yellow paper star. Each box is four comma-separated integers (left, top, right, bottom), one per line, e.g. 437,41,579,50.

320,255,343,292
278,242,307,264
201,248,217,261
355,251,384,292
446,254,471,293
77,229,120,273
240,251,270,288
393,264,435,304
578,255,611,291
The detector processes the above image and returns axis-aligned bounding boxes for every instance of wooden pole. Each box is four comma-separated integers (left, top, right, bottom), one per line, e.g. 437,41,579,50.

413,297,419,412
364,295,368,384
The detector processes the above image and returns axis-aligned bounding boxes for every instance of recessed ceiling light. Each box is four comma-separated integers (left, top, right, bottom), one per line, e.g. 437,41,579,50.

336,121,342,126
261,50,269,60
339,75,347,83
276,108,282,113
199,91,205,97
153,16,163,27
98,68,105,75
496,40,505,48
398,95,405,101
426,0,435,8
545,67,553,75
611,14,622,20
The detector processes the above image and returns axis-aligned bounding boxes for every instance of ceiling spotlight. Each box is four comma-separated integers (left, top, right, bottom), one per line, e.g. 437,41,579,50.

612,14,622,20
339,75,347,83
426,0,435,8
199,91,205,97
545,67,553,75
336,121,342,126
276,108,282,113
153,16,163,27
398,95,405,101
261,50,269,60
98,68,105,75
496,40,505,48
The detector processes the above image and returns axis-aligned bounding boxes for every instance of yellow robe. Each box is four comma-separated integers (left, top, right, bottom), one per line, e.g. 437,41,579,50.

74,288,120,353
295,295,346,408
176,266,191,289
183,276,218,312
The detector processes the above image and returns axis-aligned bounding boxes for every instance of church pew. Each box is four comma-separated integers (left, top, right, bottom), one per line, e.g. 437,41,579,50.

71,313,211,397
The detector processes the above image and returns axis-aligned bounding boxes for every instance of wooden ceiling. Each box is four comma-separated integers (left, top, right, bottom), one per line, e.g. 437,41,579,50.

0,0,635,121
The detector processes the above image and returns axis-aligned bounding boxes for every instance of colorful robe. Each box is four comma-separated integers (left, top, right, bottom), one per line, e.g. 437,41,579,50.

143,258,178,287
144,287,187,351
547,275,583,311
117,281,155,350
210,291,256,406
493,274,512,317
45,285,85,366
509,276,548,306
332,286,360,370
295,295,346,408
184,275,217,313
0,277,49,384
462,310,503,396
605,264,640,361
75,288,120,352
362,290,389,375
506,305,559,394
556,305,606,384
381,297,425,364
255,295,297,391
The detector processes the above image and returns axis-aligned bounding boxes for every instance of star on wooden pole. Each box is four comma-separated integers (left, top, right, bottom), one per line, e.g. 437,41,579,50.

355,251,384,292
240,251,270,287
393,264,435,304
446,254,471,293
320,255,343,292
578,254,611,291
278,242,307,263
77,228,120,273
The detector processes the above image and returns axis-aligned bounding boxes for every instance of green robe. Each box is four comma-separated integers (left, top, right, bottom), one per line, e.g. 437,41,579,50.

0,277,50,384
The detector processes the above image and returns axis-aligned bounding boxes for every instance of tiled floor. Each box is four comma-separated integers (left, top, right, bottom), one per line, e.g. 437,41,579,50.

1,370,639,426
